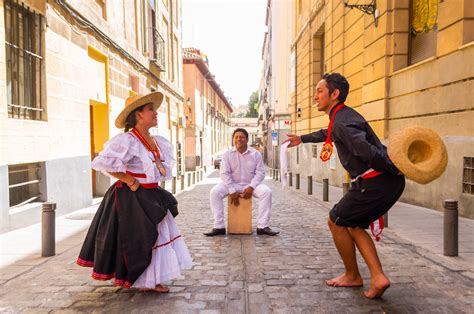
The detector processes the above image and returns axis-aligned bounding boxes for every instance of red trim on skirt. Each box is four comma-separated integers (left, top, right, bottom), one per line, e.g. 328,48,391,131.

152,235,182,250
76,257,94,267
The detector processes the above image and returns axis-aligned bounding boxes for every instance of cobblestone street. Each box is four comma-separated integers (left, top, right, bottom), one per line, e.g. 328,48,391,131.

0,171,473,313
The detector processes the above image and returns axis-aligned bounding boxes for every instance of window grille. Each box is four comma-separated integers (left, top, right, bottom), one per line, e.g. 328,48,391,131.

463,157,474,195
8,163,42,207
5,0,44,120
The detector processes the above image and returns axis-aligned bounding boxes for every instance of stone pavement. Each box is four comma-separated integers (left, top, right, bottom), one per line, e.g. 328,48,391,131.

0,170,473,313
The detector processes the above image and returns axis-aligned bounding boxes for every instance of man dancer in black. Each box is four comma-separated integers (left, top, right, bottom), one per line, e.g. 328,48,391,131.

285,73,405,299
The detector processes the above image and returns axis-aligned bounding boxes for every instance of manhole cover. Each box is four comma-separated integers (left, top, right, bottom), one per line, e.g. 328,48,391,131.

66,213,95,220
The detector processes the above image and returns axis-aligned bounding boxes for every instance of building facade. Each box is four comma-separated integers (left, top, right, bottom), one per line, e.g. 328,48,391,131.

258,0,293,169
0,0,185,232
183,48,233,171
287,0,473,217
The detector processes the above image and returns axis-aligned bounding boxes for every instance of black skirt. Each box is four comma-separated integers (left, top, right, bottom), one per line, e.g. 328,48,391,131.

76,182,178,287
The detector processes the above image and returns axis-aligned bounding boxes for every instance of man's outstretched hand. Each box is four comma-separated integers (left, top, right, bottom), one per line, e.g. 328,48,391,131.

240,187,254,199
230,192,240,206
283,134,302,148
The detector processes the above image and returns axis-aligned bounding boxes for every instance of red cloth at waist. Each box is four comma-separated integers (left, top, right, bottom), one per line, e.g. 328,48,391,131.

361,170,382,180
116,181,158,189
126,171,146,178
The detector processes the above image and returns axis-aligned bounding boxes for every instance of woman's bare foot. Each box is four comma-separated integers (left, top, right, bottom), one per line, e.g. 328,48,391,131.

364,274,390,299
139,284,170,293
153,284,170,293
325,273,363,287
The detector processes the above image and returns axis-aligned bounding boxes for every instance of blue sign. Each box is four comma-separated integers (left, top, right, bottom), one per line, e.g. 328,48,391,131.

271,131,278,146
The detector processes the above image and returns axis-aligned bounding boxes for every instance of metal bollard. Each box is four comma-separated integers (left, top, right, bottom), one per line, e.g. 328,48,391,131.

200,170,203,181
196,171,200,182
187,172,191,187
342,182,350,196
307,176,313,195
204,165,207,173
275,169,279,181
180,175,185,190
192,171,196,184
172,176,176,194
383,212,389,228
323,178,329,201
296,173,300,190
443,199,458,256
42,202,56,257
289,172,293,187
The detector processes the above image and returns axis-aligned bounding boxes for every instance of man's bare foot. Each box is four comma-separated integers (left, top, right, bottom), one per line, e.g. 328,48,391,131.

364,275,390,299
325,273,363,287
139,284,170,293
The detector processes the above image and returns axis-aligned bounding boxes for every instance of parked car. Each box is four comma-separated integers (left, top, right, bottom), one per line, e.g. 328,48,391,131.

213,154,223,169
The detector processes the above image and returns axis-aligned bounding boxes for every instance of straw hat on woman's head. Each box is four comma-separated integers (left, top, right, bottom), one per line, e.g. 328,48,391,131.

115,92,164,129
388,126,448,184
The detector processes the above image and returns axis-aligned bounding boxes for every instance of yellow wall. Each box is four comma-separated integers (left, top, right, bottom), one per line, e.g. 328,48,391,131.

291,0,474,216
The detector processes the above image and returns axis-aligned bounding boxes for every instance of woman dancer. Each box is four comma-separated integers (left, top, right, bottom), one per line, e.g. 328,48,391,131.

77,92,192,293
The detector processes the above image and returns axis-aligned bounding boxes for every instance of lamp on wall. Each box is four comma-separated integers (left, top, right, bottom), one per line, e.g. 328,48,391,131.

343,0,379,27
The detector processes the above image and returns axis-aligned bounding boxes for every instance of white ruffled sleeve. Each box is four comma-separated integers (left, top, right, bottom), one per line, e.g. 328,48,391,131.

91,133,139,174
155,135,176,181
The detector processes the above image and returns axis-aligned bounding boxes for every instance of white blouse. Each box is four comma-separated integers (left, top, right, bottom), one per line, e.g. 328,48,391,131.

91,132,175,183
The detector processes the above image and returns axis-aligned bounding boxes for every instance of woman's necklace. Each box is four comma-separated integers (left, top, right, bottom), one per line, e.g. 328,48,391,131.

131,128,167,176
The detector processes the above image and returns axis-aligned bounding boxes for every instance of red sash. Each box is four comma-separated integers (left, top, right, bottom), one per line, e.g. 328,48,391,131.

320,103,345,162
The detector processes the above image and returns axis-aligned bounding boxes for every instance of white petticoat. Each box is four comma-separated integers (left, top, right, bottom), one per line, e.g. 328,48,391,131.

132,211,193,288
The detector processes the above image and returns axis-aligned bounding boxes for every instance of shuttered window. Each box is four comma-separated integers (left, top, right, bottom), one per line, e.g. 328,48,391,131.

463,157,474,195
409,30,437,65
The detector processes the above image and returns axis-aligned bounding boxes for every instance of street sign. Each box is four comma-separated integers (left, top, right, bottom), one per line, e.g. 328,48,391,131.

271,131,278,146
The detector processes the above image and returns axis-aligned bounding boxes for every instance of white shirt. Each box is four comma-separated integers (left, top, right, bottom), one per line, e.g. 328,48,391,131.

91,132,175,183
220,146,266,194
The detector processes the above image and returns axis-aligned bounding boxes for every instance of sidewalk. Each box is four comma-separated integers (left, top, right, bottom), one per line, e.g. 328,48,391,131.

0,169,210,284
279,172,474,278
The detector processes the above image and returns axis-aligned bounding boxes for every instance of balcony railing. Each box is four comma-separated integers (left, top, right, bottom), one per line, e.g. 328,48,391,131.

149,27,165,71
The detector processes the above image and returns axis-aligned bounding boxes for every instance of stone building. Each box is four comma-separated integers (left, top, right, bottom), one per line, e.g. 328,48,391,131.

0,0,185,232
282,0,473,217
258,0,293,167
183,48,233,171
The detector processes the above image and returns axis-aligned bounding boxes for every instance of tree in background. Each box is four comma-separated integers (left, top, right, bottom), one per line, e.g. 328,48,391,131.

246,91,259,118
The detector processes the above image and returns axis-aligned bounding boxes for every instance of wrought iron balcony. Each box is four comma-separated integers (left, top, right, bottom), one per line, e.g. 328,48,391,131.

149,27,165,71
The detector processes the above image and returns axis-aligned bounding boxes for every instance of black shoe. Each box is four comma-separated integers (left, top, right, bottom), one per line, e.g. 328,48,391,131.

257,227,280,236
203,228,226,236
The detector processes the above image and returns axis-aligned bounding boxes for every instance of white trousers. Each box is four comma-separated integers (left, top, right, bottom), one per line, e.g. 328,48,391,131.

210,182,273,229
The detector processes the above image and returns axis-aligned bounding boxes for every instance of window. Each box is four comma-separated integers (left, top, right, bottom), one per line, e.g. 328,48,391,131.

408,0,438,65
296,145,300,164
463,157,474,195
95,0,107,20
312,144,318,158
8,163,43,207
5,0,44,120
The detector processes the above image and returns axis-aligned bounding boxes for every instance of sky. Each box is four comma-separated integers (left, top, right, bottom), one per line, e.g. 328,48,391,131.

182,0,268,107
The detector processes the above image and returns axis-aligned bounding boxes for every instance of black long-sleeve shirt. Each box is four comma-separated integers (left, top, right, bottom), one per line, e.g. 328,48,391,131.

300,105,399,179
